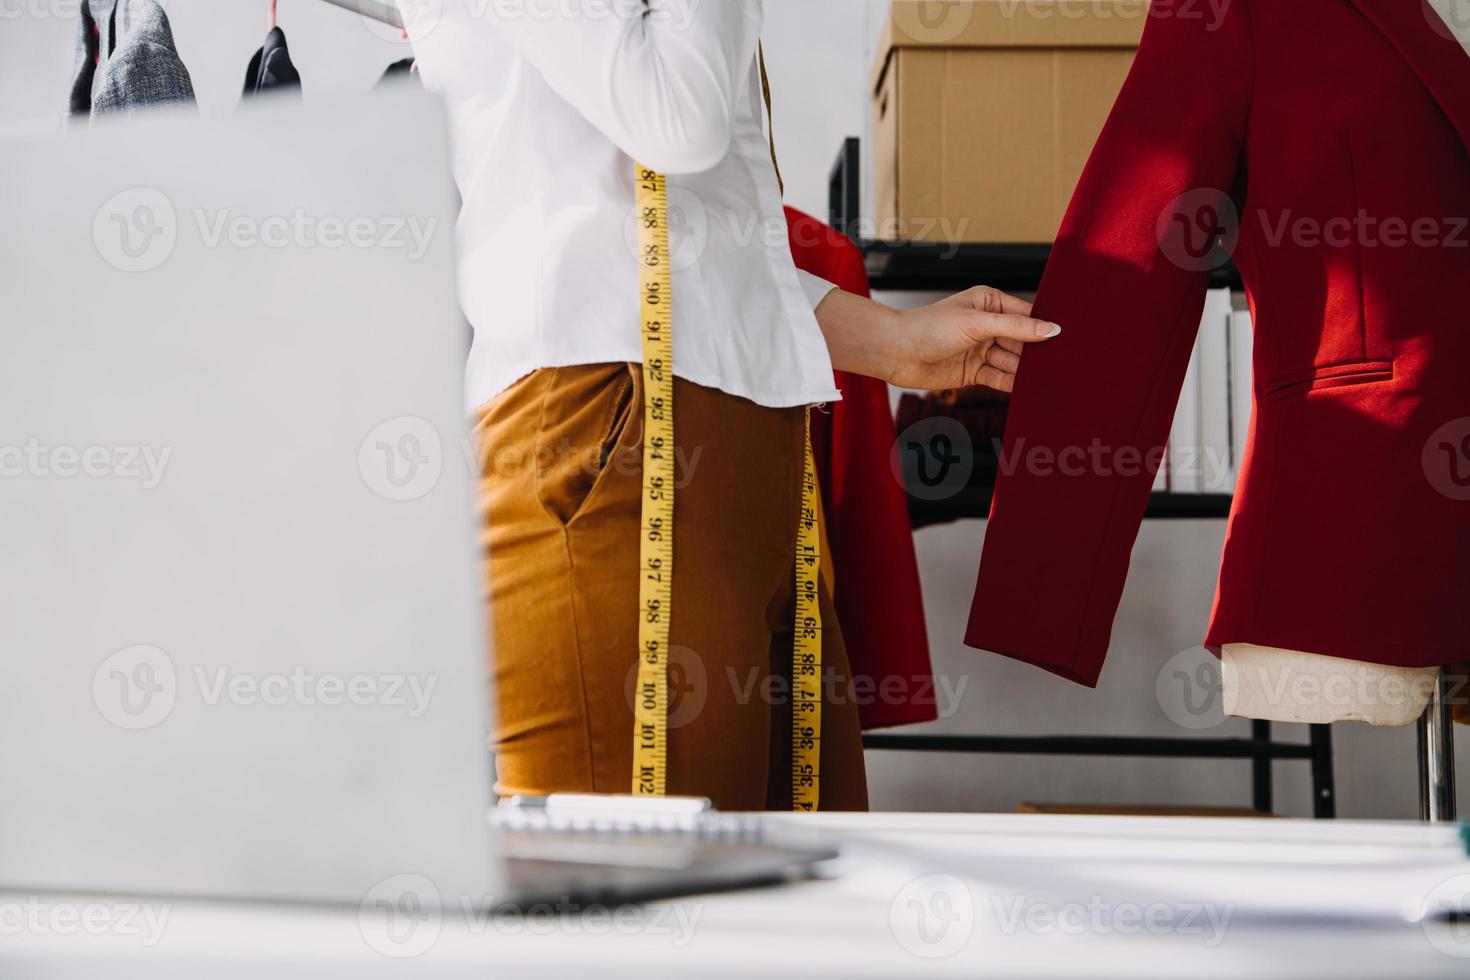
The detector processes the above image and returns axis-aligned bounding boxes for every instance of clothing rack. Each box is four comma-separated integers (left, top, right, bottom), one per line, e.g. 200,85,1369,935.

314,0,402,28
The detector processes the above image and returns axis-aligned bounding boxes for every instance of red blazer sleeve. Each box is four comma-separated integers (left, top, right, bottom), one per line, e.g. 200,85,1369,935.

965,4,1254,686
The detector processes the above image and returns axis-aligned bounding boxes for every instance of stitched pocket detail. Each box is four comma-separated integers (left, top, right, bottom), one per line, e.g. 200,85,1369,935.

536,364,639,527
596,372,635,474
1262,359,1393,402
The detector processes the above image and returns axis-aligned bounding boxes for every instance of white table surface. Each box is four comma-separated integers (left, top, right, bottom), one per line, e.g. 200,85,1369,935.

3,813,1469,979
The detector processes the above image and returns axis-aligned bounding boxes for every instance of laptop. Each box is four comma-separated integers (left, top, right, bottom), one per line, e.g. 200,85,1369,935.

0,89,832,911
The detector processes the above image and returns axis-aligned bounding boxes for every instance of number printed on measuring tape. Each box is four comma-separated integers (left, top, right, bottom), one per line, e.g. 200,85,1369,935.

627,164,821,811
631,165,676,798
791,416,822,811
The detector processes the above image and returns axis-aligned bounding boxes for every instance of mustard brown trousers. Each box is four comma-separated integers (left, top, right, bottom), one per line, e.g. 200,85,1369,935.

473,362,868,811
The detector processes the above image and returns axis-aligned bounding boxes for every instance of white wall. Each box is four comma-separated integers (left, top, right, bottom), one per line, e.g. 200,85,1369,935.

2,0,1462,819
750,0,889,221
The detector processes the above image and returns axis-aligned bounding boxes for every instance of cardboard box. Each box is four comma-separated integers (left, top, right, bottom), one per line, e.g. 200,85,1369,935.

872,0,1148,244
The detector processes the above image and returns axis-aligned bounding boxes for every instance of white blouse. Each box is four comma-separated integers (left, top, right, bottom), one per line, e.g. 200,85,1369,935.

395,0,842,413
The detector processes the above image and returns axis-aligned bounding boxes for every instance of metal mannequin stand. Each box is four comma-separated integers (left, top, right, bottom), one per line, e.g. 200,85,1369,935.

1417,672,1458,822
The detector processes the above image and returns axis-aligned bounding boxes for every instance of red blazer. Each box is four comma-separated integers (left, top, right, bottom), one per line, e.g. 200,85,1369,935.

785,207,937,729
967,0,1470,685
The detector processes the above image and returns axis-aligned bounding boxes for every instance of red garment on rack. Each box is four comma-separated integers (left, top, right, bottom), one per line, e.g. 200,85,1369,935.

785,207,936,730
967,0,1470,685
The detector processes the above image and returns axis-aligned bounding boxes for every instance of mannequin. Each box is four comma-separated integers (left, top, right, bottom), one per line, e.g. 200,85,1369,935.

1222,0,1469,741
1221,646,1438,726
964,0,1469,819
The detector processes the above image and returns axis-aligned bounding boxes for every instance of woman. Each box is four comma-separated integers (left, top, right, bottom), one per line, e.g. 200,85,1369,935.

398,0,1060,811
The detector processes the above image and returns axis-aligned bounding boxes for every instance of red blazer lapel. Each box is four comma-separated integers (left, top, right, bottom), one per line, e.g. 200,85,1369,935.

1346,0,1470,161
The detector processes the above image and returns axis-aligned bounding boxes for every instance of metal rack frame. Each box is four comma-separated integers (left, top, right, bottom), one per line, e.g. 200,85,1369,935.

830,137,1337,818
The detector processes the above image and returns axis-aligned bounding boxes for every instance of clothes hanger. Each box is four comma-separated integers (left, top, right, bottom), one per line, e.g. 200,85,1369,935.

314,0,402,28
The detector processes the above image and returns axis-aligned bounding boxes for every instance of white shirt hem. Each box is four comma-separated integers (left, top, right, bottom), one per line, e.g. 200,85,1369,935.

468,355,843,415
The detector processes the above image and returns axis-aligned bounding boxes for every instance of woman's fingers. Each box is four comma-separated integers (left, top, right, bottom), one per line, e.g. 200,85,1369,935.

957,286,1058,344
971,364,1016,392
957,344,1020,391
971,310,1062,343
892,284,1056,390
985,344,1022,374
966,285,1035,317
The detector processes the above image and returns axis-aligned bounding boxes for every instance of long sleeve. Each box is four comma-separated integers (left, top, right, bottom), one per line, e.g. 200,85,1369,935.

477,0,762,175
965,2,1255,686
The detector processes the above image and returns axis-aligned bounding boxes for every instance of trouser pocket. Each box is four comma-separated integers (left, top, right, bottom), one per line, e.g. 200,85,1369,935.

534,363,638,526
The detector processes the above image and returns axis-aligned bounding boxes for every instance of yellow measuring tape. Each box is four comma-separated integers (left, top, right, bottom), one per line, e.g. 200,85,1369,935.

628,164,823,811
631,164,675,798
792,422,822,812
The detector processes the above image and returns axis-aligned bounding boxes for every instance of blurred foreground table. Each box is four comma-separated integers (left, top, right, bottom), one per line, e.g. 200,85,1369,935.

3,813,1468,979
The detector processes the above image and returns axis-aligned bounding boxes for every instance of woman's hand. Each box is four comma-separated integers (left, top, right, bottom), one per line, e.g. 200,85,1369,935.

814,285,1061,392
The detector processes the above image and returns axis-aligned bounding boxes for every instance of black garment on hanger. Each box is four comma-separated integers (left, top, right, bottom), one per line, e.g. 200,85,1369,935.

243,27,301,98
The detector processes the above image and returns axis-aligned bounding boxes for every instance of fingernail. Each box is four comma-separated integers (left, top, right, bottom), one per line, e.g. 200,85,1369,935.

1039,322,1062,339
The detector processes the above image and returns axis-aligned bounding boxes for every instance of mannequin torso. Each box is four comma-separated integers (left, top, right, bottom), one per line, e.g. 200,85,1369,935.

1222,644,1439,725
1221,0,1468,728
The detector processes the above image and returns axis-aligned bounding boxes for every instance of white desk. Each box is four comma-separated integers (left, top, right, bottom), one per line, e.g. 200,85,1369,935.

3,813,1468,979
